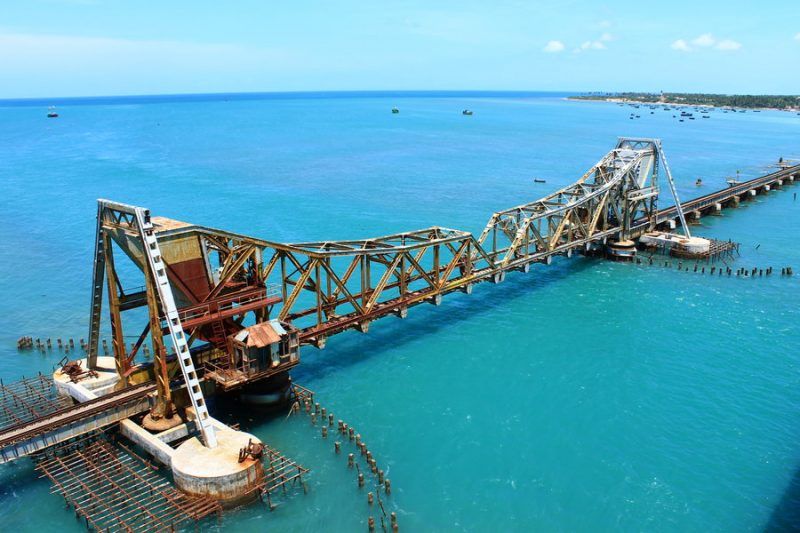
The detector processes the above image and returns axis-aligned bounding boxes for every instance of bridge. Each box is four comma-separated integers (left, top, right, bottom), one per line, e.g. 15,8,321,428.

1,137,798,461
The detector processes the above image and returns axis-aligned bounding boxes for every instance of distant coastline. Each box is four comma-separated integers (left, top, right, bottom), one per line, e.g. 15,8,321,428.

570,92,800,112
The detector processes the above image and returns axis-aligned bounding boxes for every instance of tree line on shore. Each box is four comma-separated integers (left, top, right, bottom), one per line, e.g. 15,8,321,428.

573,92,800,110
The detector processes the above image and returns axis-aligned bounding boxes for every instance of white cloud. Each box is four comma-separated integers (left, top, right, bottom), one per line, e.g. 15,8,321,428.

586,40,606,50
543,40,565,53
600,33,614,42
598,20,612,29
671,39,692,52
671,35,741,52
692,33,716,47
794,33,800,41
715,39,741,51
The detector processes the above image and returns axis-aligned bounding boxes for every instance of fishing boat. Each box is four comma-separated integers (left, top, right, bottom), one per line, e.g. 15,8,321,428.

533,178,546,183
391,107,399,114
47,106,58,118
695,178,703,186
462,109,473,116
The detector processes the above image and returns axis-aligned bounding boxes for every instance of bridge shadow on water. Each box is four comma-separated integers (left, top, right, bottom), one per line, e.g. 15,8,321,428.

764,464,800,532
289,255,600,385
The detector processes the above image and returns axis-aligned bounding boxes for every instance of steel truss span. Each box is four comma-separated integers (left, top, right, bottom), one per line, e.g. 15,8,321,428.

87,137,679,352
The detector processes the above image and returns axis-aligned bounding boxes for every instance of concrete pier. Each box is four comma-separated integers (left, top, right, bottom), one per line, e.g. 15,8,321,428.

171,426,265,506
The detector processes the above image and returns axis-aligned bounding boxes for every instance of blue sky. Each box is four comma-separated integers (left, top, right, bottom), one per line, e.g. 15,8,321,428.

0,0,798,98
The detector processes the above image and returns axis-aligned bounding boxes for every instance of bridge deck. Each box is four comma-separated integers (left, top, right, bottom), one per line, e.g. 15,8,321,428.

655,164,799,223
2,163,797,465
0,382,154,463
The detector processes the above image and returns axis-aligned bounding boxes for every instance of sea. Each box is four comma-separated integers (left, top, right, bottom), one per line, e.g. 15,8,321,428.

0,91,799,532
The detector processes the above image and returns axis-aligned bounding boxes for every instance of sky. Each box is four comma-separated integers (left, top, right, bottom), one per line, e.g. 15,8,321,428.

0,0,798,98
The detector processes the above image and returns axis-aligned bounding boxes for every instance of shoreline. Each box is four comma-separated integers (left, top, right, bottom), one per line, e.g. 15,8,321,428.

567,96,800,113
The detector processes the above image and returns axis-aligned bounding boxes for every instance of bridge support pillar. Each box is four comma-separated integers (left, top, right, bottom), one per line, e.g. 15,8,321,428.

395,306,409,318
356,321,370,333
492,272,505,284
545,256,552,265
429,294,443,306
460,284,473,295
690,211,701,224
749,189,757,197
776,180,783,187
789,174,796,183
566,248,573,258
713,203,722,215
171,422,266,507
668,219,676,230
521,262,530,273
764,185,771,192
731,195,740,207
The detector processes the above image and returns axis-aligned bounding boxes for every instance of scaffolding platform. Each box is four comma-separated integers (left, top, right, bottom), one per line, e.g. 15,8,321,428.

254,443,309,510
0,374,73,431
35,436,221,532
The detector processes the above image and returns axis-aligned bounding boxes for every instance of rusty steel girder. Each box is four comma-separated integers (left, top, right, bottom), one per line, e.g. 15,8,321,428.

85,139,677,377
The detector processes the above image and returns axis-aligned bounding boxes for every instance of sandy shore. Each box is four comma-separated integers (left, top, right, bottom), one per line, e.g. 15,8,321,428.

567,96,800,113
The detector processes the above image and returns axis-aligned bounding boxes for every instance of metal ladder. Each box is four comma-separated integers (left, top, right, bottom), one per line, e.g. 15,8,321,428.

86,203,106,369
134,207,218,448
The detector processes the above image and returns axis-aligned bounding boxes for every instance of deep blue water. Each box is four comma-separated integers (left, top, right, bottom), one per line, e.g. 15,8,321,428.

1,91,799,532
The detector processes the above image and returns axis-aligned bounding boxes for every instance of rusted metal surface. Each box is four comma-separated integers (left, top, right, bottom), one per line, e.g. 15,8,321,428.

35,437,221,532
70,144,797,443
250,442,309,510
0,374,73,431
58,357,99,383
238,438,265,463
0,382,154,462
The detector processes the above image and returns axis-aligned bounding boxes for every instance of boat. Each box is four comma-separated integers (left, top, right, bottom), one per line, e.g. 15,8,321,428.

391,107,399,114
702,115,710,118
695,178,703,186
726,178,740,187
47,106,58,118
462,109,473,116
533,178,546,183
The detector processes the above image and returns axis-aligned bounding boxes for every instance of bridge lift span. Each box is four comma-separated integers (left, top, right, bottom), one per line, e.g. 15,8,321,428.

84,137,687,448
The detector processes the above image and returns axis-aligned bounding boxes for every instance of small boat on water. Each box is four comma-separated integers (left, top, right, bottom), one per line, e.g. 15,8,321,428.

462,109,473,116
695,178,703,186
47,106,58,118
391,107,399,114
533,178,546,183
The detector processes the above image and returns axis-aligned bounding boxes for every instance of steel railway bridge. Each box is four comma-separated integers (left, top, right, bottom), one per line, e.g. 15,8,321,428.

2,137,798,460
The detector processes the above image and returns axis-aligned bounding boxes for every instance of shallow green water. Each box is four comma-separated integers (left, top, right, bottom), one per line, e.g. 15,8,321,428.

1,92,799,532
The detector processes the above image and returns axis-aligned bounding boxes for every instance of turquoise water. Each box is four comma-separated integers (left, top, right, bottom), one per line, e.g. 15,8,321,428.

1,92,799,531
